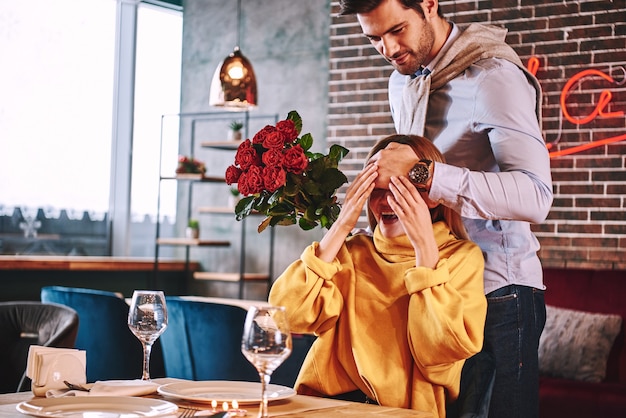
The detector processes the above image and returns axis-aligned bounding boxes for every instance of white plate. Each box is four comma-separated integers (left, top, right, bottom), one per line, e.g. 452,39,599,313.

157,380,296,405
16,396,178,418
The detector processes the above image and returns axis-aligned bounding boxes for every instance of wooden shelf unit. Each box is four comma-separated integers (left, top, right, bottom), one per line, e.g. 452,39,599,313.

154,111,278,298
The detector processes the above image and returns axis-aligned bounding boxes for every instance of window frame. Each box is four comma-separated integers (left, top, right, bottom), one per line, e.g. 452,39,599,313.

110,0,182,256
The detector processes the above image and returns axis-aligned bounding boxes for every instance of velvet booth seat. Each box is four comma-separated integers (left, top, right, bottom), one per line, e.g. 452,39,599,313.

0,301,78,393
539,268,626,418
160,297,314,387
40,286,165,383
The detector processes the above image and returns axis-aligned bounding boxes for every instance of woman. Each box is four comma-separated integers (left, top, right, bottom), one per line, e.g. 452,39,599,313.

268,134,486,417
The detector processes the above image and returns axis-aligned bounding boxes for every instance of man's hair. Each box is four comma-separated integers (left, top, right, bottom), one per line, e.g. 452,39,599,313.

339,0,444,18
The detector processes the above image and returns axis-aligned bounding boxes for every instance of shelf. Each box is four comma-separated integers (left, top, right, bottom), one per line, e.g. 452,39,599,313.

198,206,236,214
154,111,278,298
200,140,243,150
156,237,230,247
163,174,226,182
197,206,264,215
193,271,271,282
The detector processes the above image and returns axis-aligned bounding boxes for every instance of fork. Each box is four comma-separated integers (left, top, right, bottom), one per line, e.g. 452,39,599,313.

177,408,231,418
177,406,199,418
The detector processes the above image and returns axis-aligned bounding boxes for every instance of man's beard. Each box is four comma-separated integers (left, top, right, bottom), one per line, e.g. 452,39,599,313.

389,52,423,75
388,25,435,75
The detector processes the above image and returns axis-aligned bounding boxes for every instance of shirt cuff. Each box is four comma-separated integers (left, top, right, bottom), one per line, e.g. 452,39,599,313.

429,162,465,205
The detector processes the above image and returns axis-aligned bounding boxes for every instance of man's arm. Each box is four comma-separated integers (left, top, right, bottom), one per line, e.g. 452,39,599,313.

380,61,553,223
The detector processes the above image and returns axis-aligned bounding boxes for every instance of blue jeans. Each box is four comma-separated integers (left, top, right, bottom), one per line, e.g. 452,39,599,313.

483,285,546,418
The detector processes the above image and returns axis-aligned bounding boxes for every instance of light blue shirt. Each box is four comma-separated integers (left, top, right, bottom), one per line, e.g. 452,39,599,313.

389,23,553,294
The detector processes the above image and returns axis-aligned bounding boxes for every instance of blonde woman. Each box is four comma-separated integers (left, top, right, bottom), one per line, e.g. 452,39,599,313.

269,134,487,417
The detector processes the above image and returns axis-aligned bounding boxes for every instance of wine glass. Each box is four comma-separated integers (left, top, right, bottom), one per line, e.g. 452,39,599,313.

241,305,292,418
127,290,168,380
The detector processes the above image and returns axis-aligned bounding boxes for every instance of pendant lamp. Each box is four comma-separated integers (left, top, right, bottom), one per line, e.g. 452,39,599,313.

209,0,257,110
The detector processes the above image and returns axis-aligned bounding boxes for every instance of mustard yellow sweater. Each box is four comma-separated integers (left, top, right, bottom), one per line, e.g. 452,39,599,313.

268,222,486,418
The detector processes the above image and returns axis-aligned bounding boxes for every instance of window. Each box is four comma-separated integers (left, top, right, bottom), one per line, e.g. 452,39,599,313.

0,0,182,257
129,3,182,257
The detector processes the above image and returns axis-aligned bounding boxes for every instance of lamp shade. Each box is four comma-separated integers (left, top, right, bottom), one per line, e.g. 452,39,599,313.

209,46,257,110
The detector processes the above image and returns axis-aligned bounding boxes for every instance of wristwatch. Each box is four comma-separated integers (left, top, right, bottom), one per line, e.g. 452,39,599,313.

408,159,432,191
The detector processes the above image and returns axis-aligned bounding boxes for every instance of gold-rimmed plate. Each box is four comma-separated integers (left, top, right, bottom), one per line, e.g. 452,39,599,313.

157,380,296,405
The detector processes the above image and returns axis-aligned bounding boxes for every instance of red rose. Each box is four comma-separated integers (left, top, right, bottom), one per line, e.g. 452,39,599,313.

225,165,242,185
263,130,287,149
237,171,250,195
262,166,286,192
283,144,308,174
276,119,298,142
234,139,261,170
262,148,284,167
243,165,264,195
252,125,276,145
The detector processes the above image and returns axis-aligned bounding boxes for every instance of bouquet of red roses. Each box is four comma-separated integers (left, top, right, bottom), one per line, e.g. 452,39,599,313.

225,110,349,232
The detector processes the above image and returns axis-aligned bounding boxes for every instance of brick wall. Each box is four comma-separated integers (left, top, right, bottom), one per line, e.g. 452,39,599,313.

327,0,626,270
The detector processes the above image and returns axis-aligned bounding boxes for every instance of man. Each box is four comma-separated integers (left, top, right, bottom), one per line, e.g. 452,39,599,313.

338,1,553,417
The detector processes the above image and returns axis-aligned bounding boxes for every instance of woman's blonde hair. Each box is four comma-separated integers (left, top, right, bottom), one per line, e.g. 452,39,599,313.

365,134,469,240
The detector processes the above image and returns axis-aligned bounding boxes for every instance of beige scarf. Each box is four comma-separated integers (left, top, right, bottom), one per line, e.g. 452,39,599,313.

396,23,542,136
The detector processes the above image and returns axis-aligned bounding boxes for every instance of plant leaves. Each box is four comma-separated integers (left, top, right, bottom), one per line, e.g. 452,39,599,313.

299,133,313,151
235,196,257,220
287,110,302,135
328,144,350,164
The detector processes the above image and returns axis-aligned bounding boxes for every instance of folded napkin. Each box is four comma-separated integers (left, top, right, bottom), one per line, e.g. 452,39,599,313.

26,345,86,397
46,379,159,398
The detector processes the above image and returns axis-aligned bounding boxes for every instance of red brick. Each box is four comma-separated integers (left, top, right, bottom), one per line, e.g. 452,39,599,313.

328,0,626,268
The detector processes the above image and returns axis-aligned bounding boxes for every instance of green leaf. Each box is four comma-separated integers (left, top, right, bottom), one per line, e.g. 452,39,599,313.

306,158,329,180
302,180,322,196
304,204,321,222
298,217,317,230
235,196,257,220
283,179,300,196
306,151,324,162
298,133,313,151
275,217,296,227
319,168,348,194
328,144,350,164
319,214,330,229
267,202,294,216
287,111,302,135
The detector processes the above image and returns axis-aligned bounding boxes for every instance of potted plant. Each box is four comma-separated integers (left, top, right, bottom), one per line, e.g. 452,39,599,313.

228,120,244,141
185,219,200,239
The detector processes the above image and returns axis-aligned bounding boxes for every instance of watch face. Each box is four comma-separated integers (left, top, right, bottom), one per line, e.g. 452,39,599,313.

409,163,429,185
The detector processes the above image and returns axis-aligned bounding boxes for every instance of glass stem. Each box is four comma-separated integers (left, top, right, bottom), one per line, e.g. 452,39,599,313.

258,372,271,418
142,342,153,380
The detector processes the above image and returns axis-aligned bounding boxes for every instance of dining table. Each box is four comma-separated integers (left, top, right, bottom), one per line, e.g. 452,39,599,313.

0,378,433,418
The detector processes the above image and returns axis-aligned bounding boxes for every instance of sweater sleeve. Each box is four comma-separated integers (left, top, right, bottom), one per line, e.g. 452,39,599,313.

268,242,347,335
404,242,487,387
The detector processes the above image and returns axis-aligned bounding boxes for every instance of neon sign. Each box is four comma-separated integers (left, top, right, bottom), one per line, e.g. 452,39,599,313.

527,57,625,158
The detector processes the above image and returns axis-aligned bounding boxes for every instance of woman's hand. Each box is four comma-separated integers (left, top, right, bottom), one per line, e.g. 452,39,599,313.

388,175,439,268
316,163,378,263
336,163,378,232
